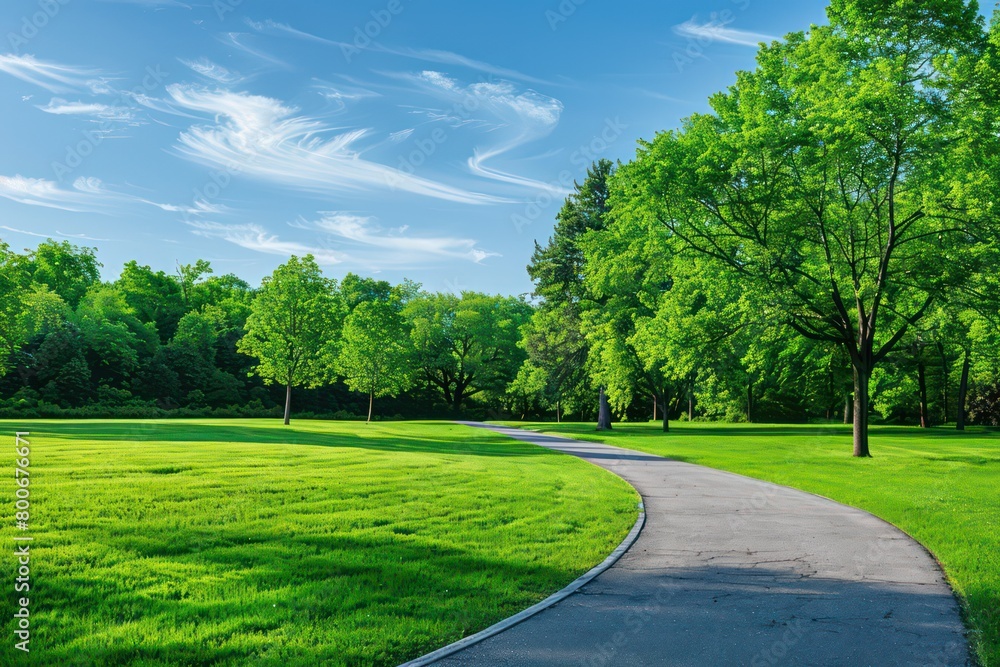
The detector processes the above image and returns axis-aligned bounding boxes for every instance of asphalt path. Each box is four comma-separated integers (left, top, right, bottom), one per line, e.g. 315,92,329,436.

428,423,970,667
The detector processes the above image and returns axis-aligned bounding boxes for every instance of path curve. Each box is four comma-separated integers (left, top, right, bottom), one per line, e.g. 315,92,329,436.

417,422,970,666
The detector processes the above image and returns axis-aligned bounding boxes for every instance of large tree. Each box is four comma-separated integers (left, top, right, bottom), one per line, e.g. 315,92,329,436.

619,0,995,455
116,261,186,342
74,284,159,389
237,256,344,425
525,160,616,426
338,300,413,422
0,241,29,376
406,292,531,413
22,239,101,309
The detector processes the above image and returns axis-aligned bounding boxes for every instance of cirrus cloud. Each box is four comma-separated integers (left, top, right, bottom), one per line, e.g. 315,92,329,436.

167,84,507,205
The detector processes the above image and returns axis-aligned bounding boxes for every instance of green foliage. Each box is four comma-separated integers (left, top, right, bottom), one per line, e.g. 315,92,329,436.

603,0,1000,450
237,255,344,390
0,241,29,375
528,159,614,304
74,284,159,386
520,160,616,420
116,260,186,342
407,292,531,411
176,258,213,303
23,239,101,308
338,300,414,417
517,305,591,418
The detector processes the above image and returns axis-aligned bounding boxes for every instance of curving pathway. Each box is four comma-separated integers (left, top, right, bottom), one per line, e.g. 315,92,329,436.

419,423,970,666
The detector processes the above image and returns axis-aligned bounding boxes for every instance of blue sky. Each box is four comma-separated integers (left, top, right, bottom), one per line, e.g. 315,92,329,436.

0,0,829,296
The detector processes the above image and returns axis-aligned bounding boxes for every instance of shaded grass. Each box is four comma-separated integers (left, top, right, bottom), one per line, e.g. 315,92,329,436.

0,419,638,666
501,420,999,666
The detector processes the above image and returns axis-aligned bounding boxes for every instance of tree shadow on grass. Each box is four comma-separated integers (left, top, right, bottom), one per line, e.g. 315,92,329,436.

15,526,601,667
529,422,998,441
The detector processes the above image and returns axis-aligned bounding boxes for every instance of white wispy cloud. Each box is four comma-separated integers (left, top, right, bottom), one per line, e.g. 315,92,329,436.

415,71,569,195
0,174,219,215
245,18,336,45
296,213,499,266
314,82,381,112
220,33,289,68
379,46,549,85
167,84,506,205
0,225,112,242
0,175,110,212
55,230,113,241
150,199,228,215
0,54,98,93
187,221,346,265
97,0,191,6
179,57,243,84
674,18,776,47
388,128,414,142
38,98,135,122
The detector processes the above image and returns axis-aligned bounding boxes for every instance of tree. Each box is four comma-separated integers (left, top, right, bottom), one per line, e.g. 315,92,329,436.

620,0,993,455
526,160,616,426
237,256,344,425
338,300,413,422
0,241,29,376
176,259,213,304
20,285,69,340
581,203,685,431
517,306,591,421
23,239,100,308
116,261,186,342
406,293,531,413
189,273,254,328
33,322,91,406
74,284,158,389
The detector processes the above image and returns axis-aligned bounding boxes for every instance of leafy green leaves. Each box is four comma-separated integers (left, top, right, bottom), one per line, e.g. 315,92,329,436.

237,255,345,390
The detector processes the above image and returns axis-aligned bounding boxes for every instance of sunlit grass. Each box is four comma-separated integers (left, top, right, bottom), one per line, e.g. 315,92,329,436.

0,419,638,666
501,420,999,667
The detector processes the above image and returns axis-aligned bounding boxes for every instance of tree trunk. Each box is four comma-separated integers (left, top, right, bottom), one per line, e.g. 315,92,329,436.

659,390,670,433
652,396,657,422
597,387,612,431
957,349,970,431
367,391,374,424
843,392,852,425
746,382,753,424
853,367,871,457
283,383,292,426
918,361,930,428
688,374,695,421
556,399,561,423
937,343,949,423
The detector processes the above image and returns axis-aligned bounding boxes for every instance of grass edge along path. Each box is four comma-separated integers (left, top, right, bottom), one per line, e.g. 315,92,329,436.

0,419,638,667
498,421,999,667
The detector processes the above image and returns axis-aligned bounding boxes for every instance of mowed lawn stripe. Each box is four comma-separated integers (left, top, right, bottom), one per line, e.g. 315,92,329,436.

0,420,638,667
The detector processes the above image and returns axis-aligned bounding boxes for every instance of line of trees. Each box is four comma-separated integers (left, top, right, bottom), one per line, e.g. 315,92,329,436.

0,240,532,423
3,2,1000,456
512,0,1000,455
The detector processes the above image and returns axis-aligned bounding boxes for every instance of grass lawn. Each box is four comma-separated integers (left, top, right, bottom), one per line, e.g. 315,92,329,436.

500,421,999,667
0,419,638,666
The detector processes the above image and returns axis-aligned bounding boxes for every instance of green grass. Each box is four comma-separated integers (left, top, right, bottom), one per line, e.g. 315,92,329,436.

0,419,638,666
500,420,999,666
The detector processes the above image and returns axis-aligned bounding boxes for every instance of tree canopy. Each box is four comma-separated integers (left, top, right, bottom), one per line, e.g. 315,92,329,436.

238,255,345,425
